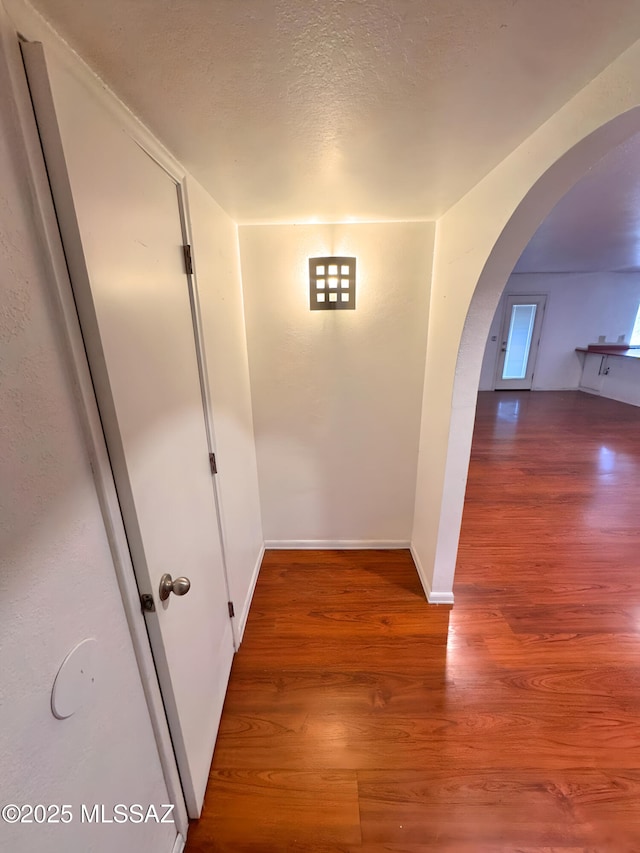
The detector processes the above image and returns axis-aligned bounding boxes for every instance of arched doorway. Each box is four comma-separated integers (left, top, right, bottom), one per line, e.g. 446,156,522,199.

412,58,640,602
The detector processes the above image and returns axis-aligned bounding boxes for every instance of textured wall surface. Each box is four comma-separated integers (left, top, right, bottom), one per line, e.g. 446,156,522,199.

14,0,640,222
479,272,640,390
515,132,640,275
239,221,433,543
0,11,173,852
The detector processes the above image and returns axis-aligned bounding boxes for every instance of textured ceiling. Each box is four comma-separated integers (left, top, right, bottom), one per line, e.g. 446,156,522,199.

19,0,640,223
516,132,640,274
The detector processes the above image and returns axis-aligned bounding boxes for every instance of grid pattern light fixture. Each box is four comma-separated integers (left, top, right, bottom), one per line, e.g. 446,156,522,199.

309,257,356,310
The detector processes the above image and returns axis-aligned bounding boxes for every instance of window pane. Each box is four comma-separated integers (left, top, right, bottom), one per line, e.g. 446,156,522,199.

503,304,536,380
630,303,640,346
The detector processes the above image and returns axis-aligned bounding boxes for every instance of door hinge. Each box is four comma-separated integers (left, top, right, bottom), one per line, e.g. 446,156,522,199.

182,244,193,276
209,452,217,474
228,601,235,618
140,593,155,613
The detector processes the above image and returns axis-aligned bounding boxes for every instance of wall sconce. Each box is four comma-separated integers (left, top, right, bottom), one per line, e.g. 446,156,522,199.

309,257,356,310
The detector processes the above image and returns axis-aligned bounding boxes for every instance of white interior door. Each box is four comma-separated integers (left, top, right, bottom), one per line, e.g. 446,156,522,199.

23,43,234,816
494,294,547,390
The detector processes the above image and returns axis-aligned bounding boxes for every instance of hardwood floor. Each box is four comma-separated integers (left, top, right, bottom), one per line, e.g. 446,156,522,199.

185,391,640,852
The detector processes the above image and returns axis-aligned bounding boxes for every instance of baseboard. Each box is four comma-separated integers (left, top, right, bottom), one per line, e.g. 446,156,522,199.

578,387,601,396
409,544,455,605
236,543,264,644
264,540,411,550
171,834,185,853
531,386,584,392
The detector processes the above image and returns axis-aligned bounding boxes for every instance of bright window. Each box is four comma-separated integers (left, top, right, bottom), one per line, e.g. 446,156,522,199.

502,303,537,379
631,303,640,346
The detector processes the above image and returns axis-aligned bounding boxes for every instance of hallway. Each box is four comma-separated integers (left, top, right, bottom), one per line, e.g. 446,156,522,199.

186,391,640,851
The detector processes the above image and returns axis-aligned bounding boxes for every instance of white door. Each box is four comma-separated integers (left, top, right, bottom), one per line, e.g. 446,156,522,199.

494,294,547,390
23,44,234,816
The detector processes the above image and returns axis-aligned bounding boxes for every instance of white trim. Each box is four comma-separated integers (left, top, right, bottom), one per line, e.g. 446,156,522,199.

265,540,411,550
171,834,186,853
7,0,186,183
493,293,548,391
13,37,188,836
236,544,265,643
178,177,238,648
410,544,455,605
532,385,588,391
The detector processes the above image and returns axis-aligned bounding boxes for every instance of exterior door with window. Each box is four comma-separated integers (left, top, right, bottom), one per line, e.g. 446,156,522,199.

495,294,547,390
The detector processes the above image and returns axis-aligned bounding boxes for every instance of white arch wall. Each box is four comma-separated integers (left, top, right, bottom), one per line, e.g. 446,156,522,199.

412,39,640,602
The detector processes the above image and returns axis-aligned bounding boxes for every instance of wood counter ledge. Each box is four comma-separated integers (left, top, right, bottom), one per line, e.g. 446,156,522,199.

576,344,640,359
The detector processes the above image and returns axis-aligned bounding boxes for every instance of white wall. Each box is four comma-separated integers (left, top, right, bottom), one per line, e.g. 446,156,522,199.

239,222,433,545
0,6,175,852
6,0,264,634
0,0,266,849
479,272,640,390
594,353,640,405
187,178,263,635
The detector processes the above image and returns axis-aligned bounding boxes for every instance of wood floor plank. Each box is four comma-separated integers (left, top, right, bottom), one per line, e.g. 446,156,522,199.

229,637,452,674
499,604,639,634
248,607,454,639
220,669,453,719
185,770,360,851
185,391,640,852
350,847,597,853
212,708,640,772
357,769,593,848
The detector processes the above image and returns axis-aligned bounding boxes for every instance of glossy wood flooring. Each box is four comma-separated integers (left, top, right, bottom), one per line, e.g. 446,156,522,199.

186,391,640,852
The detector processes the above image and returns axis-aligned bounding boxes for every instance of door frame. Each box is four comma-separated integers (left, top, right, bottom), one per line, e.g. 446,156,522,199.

18,35,239,827
493,293,547,390
175,173,239,650
5,26,222,842
136,142,239,650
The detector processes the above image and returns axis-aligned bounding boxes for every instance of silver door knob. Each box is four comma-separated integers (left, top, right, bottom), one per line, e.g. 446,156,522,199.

159,573,191,602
